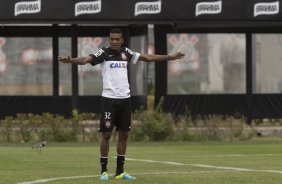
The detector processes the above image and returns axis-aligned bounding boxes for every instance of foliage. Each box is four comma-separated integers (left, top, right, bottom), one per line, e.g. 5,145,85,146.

131,103,256,142
0,110,97,143
71,109,97,142
0,116,13,142
15,114,33,142
0,107,276,143
131,108,174,141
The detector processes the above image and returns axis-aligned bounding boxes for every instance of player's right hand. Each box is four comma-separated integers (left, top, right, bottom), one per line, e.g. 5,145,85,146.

58,56,71,64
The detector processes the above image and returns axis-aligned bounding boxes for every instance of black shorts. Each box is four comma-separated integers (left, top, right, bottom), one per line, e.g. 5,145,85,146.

99,97,132,132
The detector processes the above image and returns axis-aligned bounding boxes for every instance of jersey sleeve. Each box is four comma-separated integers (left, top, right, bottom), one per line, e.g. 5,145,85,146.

124,47,140,64
89,48,106,66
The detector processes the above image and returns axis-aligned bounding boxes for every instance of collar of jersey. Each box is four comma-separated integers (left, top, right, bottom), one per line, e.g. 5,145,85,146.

107,47,125,56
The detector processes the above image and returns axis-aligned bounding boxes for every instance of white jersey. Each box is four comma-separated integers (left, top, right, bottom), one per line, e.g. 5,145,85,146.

90,47,140,99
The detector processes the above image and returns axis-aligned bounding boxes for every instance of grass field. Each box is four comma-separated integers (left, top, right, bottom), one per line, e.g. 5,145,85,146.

1,141,282,184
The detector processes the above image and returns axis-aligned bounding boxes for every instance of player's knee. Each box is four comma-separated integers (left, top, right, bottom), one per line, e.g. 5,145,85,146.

118,131,129,140
102,132,112,141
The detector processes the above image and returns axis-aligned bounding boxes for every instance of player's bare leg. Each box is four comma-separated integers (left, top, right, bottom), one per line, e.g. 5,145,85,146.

117,130,128,156
100,132,112,157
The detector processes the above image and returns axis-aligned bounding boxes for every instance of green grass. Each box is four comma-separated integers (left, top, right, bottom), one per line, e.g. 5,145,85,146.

1,141,282,184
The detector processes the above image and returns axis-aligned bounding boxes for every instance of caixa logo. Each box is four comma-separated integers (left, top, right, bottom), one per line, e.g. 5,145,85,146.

134,0,161,16
254,1,279,17
14,0,41,16
110,62,127,69
195,1,222,16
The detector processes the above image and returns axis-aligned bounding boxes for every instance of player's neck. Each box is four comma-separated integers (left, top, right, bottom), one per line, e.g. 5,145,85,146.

110,47,122,53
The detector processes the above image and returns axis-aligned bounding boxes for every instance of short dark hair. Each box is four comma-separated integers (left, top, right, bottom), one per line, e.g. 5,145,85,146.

110,28,123,37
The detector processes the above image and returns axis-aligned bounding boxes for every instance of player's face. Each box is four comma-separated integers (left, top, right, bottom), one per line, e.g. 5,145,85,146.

109,33,124,51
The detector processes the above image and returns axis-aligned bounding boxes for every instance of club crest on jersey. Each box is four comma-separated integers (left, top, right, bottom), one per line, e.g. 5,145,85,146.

110,62,127,68
121,53,127,60
105,120,111,128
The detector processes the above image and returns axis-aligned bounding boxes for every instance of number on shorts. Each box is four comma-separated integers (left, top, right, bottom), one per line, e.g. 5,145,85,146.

104,112,111,119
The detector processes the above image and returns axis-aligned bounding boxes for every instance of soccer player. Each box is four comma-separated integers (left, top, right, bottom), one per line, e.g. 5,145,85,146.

58,28,184,180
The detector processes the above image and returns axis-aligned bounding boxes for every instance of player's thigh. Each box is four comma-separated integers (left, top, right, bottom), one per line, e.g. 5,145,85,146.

99,97,116,132
117,98,132,131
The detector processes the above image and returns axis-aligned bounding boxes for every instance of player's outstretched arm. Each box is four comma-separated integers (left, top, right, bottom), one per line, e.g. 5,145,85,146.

139,52,185,62
58,56,92,65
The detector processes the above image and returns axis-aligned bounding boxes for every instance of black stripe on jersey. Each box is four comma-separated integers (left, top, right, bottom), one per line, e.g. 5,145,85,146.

90,47,134,66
